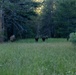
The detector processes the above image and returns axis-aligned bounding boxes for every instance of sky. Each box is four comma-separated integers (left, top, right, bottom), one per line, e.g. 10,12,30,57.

33,0,44,2
33,0,44,14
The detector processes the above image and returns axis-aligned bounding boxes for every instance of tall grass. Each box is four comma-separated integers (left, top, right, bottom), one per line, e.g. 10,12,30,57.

0,38,76,75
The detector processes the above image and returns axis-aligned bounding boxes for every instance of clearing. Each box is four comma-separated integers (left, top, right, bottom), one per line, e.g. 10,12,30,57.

0,38,76,75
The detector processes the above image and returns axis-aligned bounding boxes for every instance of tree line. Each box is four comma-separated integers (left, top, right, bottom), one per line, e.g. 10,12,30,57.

41,0,76,38
0,0,76,40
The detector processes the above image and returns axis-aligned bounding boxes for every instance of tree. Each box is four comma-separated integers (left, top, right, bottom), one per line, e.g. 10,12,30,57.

0,0,40,39
54,0,76,38
40,0,54,37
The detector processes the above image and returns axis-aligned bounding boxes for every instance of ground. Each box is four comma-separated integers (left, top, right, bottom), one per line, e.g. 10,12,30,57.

0,38,76,75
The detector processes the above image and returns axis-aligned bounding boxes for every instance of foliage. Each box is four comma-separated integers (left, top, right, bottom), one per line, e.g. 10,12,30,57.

54,0,76,38
40,0,54,37
69,32,76,43
1,0,76,39
40,0,76,38
0,0,41,39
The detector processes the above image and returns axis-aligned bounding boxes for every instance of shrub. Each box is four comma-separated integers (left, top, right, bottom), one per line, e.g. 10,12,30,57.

69,32,76,44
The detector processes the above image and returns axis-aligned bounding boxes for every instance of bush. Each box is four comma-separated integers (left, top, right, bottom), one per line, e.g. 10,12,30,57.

69,32,76,44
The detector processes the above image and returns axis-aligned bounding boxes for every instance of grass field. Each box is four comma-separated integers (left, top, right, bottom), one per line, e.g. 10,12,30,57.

0,38,76,75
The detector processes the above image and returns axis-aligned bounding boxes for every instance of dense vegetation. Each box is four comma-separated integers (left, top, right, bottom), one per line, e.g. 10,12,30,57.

53,0,76,38
0,0,41,39
0,0,76,40
40,0,76,38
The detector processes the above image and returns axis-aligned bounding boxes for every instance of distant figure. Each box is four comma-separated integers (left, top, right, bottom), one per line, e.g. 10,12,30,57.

10,35,16,42
42,37,45,42
35,37,39,42
45,36,48,39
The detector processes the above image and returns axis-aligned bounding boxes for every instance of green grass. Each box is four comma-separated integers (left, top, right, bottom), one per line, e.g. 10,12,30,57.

0,38,76,75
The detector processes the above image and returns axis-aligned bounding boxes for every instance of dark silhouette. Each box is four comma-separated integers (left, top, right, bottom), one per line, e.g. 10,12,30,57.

45,36,48,39
41,36,48,42
35,37,39,42
42,37,45,42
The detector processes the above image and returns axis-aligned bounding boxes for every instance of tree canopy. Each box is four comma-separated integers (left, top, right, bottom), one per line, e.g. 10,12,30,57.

0,0,76,40
0,0,41,39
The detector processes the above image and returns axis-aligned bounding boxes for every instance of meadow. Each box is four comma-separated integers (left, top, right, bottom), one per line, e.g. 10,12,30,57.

0,38,76,75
